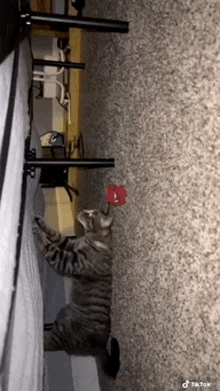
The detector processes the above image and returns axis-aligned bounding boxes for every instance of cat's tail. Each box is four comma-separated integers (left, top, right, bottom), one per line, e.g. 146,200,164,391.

100,337,120,378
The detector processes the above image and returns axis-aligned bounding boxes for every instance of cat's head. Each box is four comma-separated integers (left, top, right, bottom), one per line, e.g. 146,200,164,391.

77,209,113,234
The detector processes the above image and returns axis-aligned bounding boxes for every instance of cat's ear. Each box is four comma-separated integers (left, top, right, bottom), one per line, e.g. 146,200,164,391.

100,215,113,228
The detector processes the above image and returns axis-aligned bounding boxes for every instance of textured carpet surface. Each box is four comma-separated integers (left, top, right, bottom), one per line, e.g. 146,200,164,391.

75,1,220,390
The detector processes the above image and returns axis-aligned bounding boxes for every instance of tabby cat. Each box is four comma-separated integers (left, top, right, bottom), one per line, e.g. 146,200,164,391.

33,209,120,378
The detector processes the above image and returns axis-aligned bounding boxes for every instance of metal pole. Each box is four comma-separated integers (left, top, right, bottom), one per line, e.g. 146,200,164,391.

33,59,85,69
25,158,115,169
29,11,129,33
64,0,69,16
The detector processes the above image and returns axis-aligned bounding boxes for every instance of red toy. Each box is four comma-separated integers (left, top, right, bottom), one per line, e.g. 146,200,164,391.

106,185,127,206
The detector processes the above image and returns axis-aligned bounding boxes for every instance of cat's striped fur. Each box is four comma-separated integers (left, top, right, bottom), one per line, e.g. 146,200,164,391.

33,209,120,378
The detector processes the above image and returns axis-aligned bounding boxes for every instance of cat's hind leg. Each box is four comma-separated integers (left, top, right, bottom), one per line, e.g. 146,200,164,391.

44,307,80,354
44,329,63,351
99,338,121,378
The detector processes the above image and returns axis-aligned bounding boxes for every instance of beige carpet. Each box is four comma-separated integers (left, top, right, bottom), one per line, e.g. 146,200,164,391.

74,1,220,390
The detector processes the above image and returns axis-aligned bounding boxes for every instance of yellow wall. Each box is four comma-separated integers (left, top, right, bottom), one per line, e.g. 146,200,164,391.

31,2,83,231
43,188,75,235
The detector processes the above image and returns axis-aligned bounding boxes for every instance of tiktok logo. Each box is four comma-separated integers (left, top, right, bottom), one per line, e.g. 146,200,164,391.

182,381,190,388
182,380,211,388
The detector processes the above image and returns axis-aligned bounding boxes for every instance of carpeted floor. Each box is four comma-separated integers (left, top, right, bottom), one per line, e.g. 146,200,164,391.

73,1,220,390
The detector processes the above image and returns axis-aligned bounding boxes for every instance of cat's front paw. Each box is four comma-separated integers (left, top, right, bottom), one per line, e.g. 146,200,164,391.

32,225,37,235
34,216,48,234
33,216,62,244
34,215,43,225
32,224,42,245
32,215,41,231
32,216,46,240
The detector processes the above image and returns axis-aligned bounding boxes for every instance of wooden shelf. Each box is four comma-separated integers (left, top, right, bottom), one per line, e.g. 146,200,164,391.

30,0,69,38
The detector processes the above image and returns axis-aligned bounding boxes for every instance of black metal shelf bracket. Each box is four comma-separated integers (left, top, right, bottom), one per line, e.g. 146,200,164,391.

33,59,85,69
24,150,115,179
20,10,129,34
